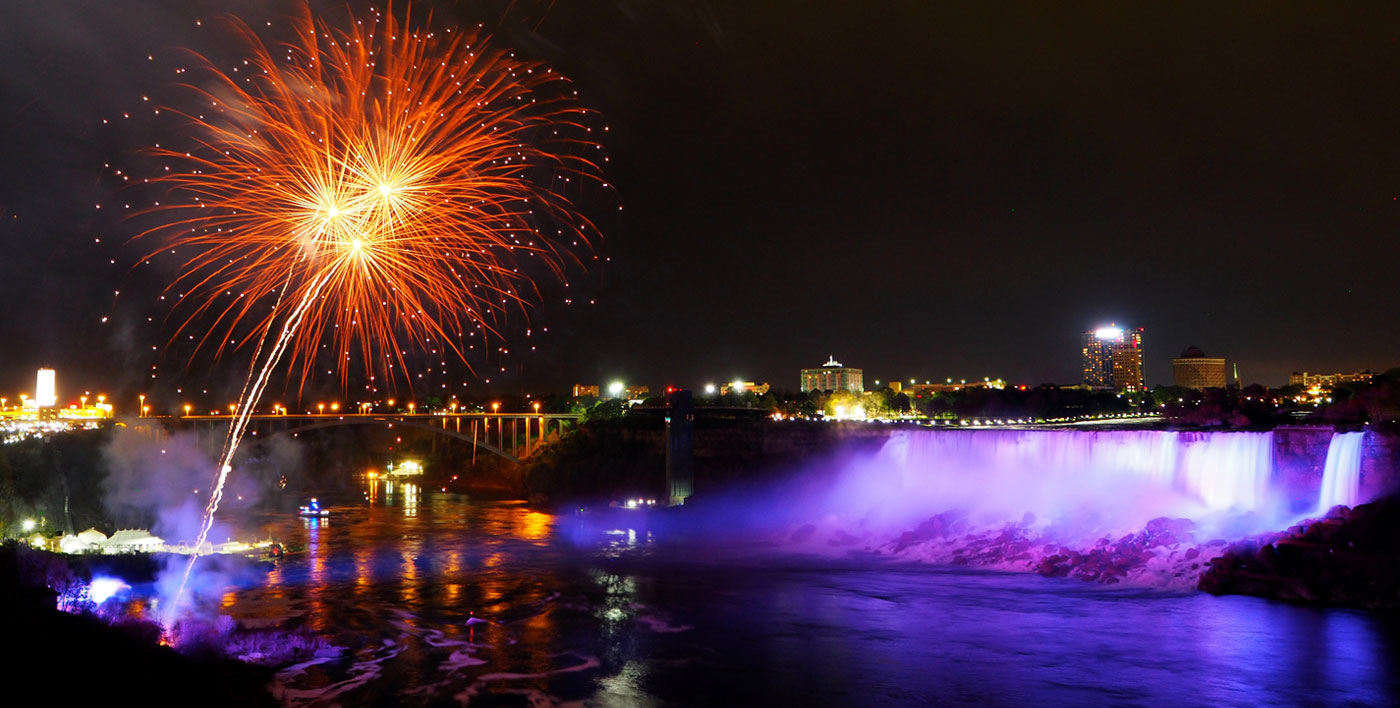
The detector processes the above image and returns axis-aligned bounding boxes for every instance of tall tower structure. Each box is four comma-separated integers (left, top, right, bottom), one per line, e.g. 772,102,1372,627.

1081,325,1145,392
35,368,57,407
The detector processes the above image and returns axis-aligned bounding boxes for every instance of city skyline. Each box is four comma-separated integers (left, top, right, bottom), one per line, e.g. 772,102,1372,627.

0,1,1397,400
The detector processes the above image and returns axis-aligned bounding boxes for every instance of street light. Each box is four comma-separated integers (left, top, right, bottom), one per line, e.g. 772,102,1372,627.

408,402,415,414
491,402,499,414
139,394,145,418
184,404,192,416
318,403,325,415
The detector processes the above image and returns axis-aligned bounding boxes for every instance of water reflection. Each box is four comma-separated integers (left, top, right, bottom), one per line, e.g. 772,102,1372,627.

402,482,418,517
305,512,327,632
219,490,1399,707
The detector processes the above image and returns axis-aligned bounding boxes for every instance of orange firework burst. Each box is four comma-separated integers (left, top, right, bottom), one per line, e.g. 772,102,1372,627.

145,1,605,625
138,1,602,390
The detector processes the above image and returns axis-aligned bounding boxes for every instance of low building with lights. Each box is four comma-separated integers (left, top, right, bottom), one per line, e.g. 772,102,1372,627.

595,382,650,400
720,381,771,396
905,378,1007,396
1288,371,1375,388
800,356,864,394
1,368,113,426
387,460,424,477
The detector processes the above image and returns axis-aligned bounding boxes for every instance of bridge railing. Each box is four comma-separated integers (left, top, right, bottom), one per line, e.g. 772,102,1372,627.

162,412,580,462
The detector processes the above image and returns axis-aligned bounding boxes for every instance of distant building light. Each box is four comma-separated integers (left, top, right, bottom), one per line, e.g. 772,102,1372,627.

36,368,57,408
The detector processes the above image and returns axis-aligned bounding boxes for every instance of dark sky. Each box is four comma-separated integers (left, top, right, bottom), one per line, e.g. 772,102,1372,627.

2,1,1398,408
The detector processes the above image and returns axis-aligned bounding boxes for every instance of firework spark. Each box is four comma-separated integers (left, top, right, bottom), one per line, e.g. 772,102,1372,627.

139,2,602,391
139,2,604,622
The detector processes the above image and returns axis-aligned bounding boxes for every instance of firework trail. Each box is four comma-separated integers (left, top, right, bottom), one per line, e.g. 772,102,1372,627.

138,2,603,623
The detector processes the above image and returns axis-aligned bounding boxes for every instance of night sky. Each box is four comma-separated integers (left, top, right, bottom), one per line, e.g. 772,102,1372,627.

2,0,1398,407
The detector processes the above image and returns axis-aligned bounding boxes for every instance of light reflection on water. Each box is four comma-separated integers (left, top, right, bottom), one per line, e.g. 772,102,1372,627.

219,481,1400,706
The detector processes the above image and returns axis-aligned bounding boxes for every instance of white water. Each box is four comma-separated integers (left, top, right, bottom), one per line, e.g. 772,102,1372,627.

1317,431,1366,512
827,429,1283,538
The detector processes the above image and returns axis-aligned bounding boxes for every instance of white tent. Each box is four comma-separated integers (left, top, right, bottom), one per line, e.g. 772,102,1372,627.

59,535,85,554
101,529,164,554
74,528,108,552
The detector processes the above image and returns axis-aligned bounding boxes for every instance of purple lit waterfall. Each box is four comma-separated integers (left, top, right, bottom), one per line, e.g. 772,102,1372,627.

1317,431,1366,512
825,429,1284,539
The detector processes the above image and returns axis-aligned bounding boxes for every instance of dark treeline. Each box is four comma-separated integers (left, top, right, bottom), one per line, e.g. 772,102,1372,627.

0,430,110,537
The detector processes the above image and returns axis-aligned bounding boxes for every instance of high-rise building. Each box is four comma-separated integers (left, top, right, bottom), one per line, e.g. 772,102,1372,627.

1081,325,1144,392
800,356,864,393
1172,346,1227,390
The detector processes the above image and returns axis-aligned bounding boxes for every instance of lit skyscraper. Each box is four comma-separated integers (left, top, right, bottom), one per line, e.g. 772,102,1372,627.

1081,325,1145,392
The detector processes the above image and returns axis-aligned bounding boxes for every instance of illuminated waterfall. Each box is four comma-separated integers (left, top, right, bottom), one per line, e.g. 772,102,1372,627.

831,429,1281,536
1317,431,1366,512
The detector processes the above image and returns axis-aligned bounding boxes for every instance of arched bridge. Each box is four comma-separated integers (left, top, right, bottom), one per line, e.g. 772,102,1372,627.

160,412,579,463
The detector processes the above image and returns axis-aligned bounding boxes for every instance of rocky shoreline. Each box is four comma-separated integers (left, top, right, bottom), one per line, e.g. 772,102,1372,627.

806,495,1400,607
1200,497,1400,609
847,511,1222,591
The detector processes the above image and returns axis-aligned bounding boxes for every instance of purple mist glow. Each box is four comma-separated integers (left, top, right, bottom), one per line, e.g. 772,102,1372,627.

637,428,1378,589
821,429,1284,540
102,424,300,623
661,429,1374,561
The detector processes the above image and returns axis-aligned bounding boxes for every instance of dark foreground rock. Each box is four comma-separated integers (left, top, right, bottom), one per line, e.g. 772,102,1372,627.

1,542,277,707
1199,496,1400,609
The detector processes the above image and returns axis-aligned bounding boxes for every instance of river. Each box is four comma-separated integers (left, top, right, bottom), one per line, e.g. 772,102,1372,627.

212,479,1399,706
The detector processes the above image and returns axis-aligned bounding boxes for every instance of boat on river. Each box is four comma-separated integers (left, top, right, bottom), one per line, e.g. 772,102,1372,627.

298,498,329,517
